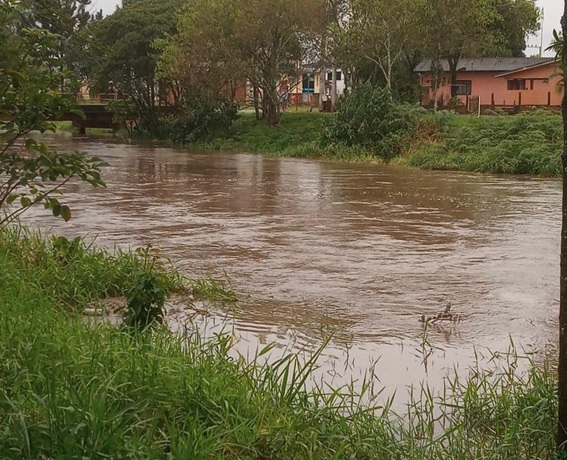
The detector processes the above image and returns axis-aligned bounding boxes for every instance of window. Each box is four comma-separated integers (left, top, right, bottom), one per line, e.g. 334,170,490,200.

507,79,526,90
302,73,315,93
326,71,342,81
455,80,472,96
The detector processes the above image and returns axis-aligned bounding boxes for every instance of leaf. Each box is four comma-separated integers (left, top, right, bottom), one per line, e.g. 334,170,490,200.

25,138,38,150
20,196,31,207
60,206,71,222
52,204,61,217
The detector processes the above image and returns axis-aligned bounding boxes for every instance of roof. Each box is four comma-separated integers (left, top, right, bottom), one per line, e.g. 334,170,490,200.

414,57,556,73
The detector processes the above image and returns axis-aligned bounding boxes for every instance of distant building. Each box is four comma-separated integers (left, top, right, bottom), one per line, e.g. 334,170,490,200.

414,57,562,111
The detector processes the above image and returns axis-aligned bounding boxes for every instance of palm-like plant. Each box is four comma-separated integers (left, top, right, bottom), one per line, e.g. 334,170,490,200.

545,29,564,93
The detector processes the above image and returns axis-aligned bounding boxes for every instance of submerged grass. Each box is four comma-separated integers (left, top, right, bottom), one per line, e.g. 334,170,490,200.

0,226,559,458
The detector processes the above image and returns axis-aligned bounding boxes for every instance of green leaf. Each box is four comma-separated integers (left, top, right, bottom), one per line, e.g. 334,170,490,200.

52,204,61,217
25,138,38,150
60,206,71,222
20,196,31,207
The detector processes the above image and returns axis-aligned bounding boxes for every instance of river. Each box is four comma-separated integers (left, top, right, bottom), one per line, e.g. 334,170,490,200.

25,135,561,398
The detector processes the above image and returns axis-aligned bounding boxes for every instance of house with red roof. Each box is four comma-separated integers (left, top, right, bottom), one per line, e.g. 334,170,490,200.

414,57,562,111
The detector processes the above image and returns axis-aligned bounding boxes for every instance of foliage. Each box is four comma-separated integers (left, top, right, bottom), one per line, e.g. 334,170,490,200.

19,0,102,85
339,0,416,93
106,99,138,135
166,96,240,144
123,246,171,331
0,226,559,458
207,112,328,154
161,0,325,126
0,227,184,307
416,0,540,107
87,0,179,135
190,277,238,302
398,110,562,176
0,1,106,228
322,83,431,160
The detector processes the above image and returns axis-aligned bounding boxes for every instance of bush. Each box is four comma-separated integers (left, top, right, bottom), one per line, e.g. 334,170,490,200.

322,83,430,161
167,96,240,144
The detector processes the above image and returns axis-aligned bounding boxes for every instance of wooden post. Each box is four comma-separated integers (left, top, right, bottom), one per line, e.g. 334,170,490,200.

491,93,495,107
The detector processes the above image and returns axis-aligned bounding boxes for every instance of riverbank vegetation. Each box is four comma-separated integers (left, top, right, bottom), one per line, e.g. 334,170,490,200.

397,109,562,176
200,86,562,176
0,226,559,459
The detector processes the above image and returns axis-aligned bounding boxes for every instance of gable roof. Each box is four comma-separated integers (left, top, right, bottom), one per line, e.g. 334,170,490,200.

414,57,555,73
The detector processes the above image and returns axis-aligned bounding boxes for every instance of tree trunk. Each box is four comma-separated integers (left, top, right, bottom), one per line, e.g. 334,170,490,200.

253,85,261,120
319,34,325,112
557,2,567,451
331,68,337,112
263,86,281,126
447,54,459,99
431,57,442,112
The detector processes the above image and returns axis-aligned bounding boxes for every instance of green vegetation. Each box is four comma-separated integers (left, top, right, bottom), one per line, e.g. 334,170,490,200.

0,226,559,458
201,95,561,176
398,110,563,176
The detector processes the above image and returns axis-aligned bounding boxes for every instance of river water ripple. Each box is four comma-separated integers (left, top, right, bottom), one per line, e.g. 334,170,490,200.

25,135,561,396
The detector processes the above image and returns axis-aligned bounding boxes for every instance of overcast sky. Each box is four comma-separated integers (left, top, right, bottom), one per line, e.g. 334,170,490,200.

91,0,561,56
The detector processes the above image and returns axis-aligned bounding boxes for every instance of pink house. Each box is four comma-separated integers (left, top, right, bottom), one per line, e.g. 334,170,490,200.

414,57,562,111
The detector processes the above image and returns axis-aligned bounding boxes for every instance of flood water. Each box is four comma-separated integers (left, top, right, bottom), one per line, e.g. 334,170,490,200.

26,135,561,397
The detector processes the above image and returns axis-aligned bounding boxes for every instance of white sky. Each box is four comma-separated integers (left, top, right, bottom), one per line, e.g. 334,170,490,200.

92,0,562,56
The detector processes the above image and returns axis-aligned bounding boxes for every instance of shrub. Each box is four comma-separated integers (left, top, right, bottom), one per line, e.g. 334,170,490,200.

167,96,240,144
322,83,430,161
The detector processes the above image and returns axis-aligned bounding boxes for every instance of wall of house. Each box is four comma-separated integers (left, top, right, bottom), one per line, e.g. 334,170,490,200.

419,63,562,109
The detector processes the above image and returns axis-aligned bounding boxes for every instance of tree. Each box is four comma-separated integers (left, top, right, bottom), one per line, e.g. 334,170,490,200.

87,0,179,135
485,0,540,57
20,0,102,87
418,0,540,107
339,0,415,95
164,0,325,126
558,1,567,451
0,1,105,228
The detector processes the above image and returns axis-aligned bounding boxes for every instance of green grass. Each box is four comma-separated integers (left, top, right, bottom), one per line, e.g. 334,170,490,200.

208,112,327,153
202,110,563,175
0,225,560,458
397,110,562,176
205,112,378,161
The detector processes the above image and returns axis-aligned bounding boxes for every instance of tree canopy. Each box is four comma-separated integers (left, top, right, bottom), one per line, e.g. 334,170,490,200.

0,1,105,227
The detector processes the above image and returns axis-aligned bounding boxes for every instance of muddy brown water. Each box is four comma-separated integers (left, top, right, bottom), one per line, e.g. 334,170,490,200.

25,135,561,398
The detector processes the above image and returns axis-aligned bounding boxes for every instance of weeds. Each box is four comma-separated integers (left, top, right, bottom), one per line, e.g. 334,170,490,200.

0,225,560,458
190,276,238,302
399,110,562,176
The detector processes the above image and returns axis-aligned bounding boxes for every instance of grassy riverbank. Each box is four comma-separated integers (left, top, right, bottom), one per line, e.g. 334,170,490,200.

397,110,562,176
202,109,562,176
0,226,558,458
